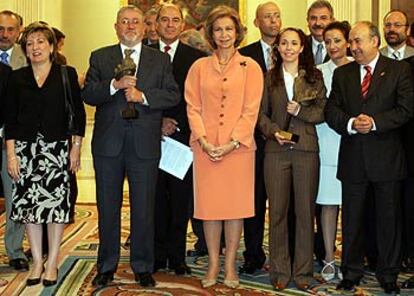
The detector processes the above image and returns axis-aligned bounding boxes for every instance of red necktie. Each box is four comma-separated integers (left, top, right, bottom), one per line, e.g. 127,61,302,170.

361,65,372,99
164,45,171,53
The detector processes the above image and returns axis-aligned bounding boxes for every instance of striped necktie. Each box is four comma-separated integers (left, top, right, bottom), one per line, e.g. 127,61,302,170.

361,65,372,99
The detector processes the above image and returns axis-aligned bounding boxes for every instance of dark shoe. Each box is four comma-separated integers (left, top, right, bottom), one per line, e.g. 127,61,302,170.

9,258,29,271
402,276,414,289
186,249,208,257
92,272,114,287
336,279,358,291
153,261,167,273
26,277,41,286
43,269,58,287
238,261,261,274
381,282,400,294
135,272,155,287
171,263,191,275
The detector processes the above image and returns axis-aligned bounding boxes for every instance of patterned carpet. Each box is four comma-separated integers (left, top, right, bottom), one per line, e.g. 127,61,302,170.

0,204,413,295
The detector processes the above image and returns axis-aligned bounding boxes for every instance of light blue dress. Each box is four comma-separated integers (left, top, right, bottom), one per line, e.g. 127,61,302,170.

315,59,346,205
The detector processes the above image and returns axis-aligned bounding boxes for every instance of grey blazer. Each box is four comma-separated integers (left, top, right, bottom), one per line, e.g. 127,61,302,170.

82,44,180,159
380,45,414,59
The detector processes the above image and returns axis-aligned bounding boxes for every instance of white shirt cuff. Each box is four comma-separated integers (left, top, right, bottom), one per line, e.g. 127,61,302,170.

347,118,357,135
110,79,118,95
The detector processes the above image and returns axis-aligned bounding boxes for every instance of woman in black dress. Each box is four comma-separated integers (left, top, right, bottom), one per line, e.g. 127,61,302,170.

4,22,85,286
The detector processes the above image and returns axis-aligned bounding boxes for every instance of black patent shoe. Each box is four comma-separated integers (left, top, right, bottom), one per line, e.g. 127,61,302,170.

92,272,114,287
238,261,261,274
26,277,41,286
381,281,400,294
43,269,58,287
9,258,29,271
135,272,155,287
171,263,191,275
336,279,359,291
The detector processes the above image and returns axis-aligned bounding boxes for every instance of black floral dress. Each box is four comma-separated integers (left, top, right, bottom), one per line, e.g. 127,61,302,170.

10,133,70,224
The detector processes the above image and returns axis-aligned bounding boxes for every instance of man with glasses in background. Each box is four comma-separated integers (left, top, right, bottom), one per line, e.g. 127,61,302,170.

380,10,414,60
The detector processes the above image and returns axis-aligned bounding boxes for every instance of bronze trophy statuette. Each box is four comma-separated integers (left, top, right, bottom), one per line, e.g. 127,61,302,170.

115,49,139,119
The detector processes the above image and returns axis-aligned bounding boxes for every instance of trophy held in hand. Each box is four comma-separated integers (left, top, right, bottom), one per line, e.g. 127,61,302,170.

115,49,139,119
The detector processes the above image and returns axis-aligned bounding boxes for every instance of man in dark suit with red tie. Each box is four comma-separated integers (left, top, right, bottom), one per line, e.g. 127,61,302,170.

326,21,413,294
151,3,207,275
238,1,281,274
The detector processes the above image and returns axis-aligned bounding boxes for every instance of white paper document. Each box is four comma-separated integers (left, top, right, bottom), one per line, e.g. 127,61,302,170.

159,137,193,180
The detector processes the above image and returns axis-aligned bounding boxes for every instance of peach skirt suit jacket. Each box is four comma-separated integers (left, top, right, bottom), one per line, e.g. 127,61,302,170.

184,51,263,220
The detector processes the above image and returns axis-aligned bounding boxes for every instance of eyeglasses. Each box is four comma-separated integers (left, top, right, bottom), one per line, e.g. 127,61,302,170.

384,22,408,29
118,18,140,26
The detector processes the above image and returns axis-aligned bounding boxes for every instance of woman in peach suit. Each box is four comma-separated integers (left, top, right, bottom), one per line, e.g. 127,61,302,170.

185,5,263,289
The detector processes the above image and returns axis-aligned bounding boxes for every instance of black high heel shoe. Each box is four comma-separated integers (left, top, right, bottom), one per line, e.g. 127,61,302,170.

26,266,45,286
43,269,58,286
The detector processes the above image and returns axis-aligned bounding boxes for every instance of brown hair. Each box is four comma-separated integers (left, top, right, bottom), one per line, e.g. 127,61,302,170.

20,22,57,63
204,5,244,49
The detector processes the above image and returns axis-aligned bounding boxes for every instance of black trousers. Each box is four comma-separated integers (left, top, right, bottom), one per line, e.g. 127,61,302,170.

402,177,414,259
154,168,193,267
243,135,267,266
341,180,402,283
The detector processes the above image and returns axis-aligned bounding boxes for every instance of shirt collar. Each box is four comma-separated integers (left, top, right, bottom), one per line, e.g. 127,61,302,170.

360,52,380,72
386,44,406,59
311,36,325,51
120,42,142,57
159,39,179,60
0,47,13,58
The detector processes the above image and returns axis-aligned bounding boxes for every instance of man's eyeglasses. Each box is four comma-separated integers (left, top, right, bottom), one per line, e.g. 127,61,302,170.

384,22,408,29
118,19,140,26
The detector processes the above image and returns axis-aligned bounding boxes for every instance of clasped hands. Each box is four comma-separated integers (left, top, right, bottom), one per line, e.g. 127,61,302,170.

199,138,235,162
353,113,374,134
113,75,143,103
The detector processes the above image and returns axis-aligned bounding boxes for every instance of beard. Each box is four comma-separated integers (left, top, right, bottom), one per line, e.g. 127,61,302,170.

385,32,405,47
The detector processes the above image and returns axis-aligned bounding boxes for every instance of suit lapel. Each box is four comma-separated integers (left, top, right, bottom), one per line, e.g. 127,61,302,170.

365,55,388,99
137,46,154,89
109,45,123,77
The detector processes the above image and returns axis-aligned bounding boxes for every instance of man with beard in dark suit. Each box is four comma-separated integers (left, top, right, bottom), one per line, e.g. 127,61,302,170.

401,54,414,290
151,3,207,275
82,5,179,287
238,1,281,274
326,21,413,294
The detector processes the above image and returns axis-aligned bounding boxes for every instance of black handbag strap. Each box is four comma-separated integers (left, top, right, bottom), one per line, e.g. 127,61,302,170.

61,65,74,110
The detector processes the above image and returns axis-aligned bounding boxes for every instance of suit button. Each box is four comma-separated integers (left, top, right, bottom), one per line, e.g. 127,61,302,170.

221,104,225,108
219,122,224,126
222,95,226,99
220,114,224,117
223,78,227,81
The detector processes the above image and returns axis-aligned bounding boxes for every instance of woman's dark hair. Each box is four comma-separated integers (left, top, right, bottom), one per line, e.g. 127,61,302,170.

20,22,57,63
271,27,321,86
323,21,351,56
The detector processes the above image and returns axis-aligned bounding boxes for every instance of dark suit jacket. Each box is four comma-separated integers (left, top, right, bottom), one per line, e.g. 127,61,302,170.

403,56,414,175
0,63,11,127
325,55,414,182
5,63,86,141
307,35,329,65
151,41,206,144
82,44,180,159
239,41,267,73
259,69,327,153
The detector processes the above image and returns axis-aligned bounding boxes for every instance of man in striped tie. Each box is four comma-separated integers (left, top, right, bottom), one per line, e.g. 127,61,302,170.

325,21,414,295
